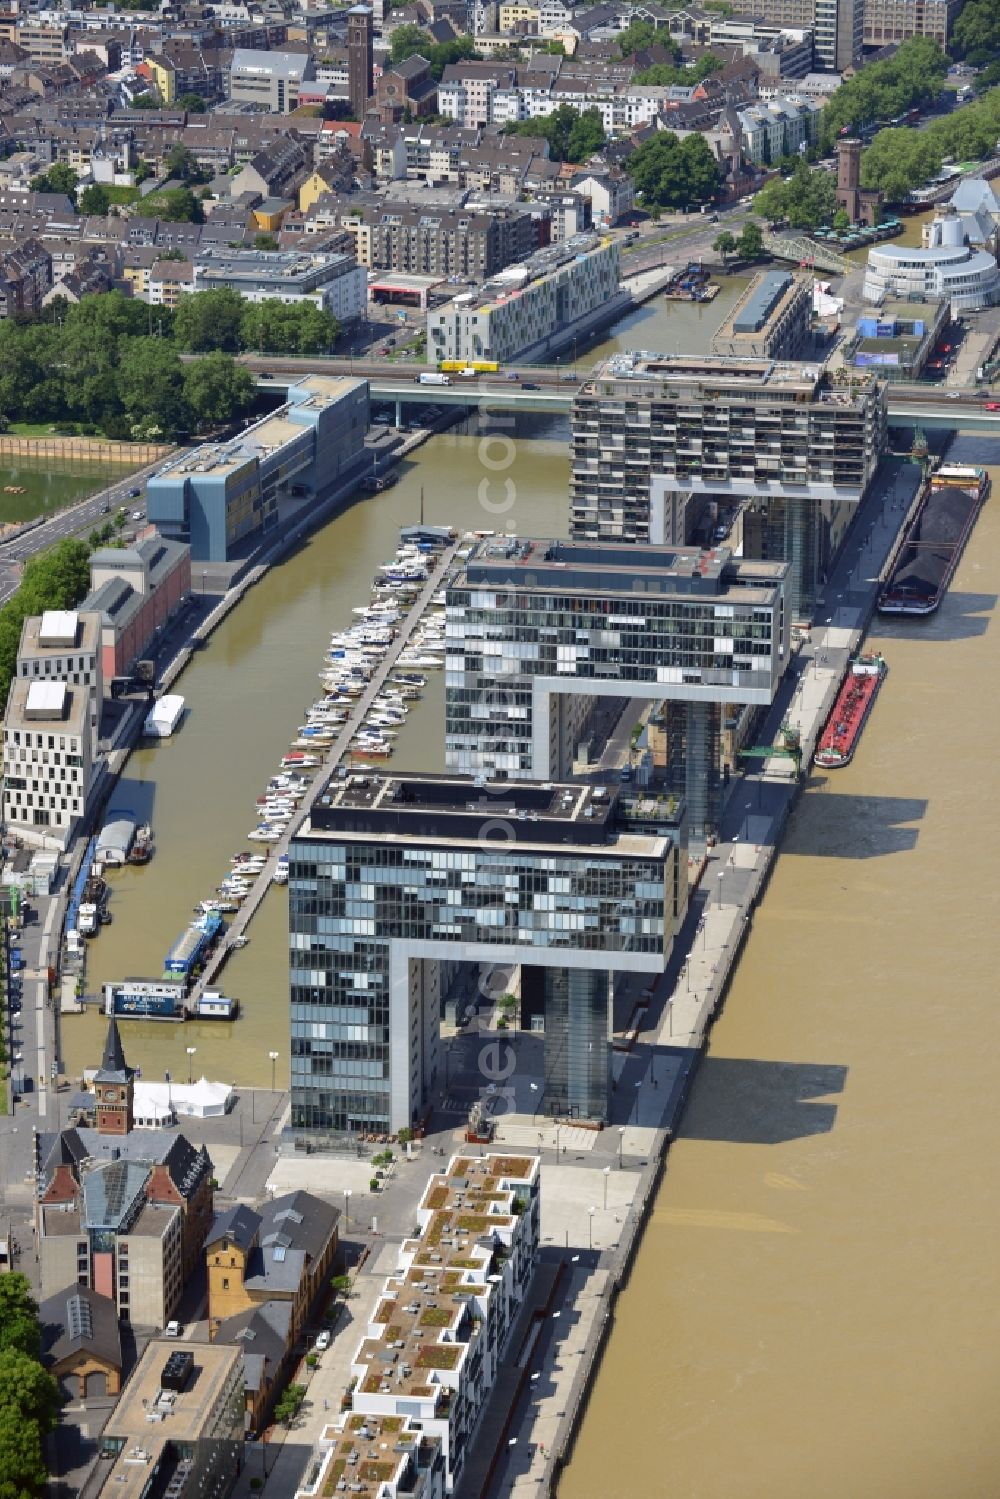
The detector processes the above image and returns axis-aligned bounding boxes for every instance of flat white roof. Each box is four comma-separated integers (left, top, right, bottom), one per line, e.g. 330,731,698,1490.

25,680,67,718
39,610,79,647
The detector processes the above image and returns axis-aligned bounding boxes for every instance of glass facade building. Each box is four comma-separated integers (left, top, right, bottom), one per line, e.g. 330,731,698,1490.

289,773,679,1137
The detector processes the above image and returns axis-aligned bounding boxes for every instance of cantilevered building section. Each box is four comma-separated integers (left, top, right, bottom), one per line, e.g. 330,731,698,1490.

289,772,682,1137
445,537,789,829
570,353,887,618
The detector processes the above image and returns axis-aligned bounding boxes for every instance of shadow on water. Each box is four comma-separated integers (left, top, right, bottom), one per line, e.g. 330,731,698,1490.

678,1057,848,1145
788,791,927,858
105,774,156,824
869,591,996,642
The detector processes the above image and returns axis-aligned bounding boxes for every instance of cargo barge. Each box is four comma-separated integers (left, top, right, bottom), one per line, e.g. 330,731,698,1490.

164,907,224,979
814,653,887,769
878,464,989,616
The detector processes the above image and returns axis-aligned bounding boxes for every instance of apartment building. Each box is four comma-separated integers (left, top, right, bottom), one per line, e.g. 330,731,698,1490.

0,235,52,317
735,94,822,162
295,1415,446,1499
445,536,788,829
427,234,620,364
2,679,95,850
344,1153,540,1492
289,773,679,1134
571,353,887,618
437,61,516,126
711,270,813,360
345,201,536,276
16,607,102,755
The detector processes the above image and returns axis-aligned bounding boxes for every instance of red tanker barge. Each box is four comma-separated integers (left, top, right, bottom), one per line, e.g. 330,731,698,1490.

814,652,887,769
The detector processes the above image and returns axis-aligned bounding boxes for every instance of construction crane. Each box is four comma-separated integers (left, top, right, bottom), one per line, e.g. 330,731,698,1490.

737,721,802,776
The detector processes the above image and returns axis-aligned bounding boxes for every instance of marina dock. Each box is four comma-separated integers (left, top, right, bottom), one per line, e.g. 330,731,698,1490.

191,536,462,998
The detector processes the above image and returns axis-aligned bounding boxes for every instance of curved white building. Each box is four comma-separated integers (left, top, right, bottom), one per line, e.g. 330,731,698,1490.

863,208,1000,312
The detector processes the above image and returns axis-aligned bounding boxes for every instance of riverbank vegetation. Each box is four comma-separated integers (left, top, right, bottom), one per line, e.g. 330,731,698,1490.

0,1275,60,1497
859,82,1000,199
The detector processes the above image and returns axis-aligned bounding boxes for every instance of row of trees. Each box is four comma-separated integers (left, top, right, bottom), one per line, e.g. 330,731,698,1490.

713,219,764,262
504,104,606,163
0,305,257,442
820,37,950,147
860,83,1000,199
0,540,93,711
171,285,340,357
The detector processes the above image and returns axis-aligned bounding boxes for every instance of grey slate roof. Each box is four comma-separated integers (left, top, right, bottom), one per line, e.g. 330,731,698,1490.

207,1202,261,1252
41,1285,123,1371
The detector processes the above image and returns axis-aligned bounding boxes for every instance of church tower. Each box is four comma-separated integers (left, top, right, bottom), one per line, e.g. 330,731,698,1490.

93,1018,135,1136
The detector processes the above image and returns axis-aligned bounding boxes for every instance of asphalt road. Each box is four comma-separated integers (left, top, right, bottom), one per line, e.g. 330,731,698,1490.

0,457,163,607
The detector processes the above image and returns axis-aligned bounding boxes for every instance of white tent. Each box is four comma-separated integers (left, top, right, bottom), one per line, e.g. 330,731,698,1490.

131,1076,233,1127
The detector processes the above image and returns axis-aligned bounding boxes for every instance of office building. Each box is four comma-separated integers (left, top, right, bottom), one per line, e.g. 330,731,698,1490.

344,1153,539,1492
193,247,367,322
147,376,368,562
863,0,964,48
97,1341,244,1499
571,353,887,618
229,47,314,113
347,4,373,119
427,235,620,365
711,271,813,360
83,537,191,683
445,537,789,830
289,773,681,1135
847,299,949,382
722,0,862,69
862,208,1000,312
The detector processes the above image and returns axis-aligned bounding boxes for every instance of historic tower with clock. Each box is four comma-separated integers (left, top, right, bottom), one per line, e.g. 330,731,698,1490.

94,1018,135,1136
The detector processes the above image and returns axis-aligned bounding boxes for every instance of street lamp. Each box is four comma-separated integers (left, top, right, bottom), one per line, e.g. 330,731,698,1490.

717,870,725,908
588,1206,596,1250
631,1080,642,1126
269,1050,279,1093
617,1125,625,1169
602,1164,611,1210
186,1046,196,1085
344,1189,352,1232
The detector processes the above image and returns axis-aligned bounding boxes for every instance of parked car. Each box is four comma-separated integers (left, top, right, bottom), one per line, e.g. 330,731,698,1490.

131,510,144,520
315,1330,331,1351
128,487,141,498
165,1321,182,1338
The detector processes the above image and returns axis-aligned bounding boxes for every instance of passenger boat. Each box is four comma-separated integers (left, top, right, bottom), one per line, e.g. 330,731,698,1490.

128,824,154,864
814,653,887,769
878,465,990,615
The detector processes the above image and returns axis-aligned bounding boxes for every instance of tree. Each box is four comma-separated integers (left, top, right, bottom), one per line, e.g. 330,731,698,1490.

134,158,154,184
634,52,722,86
138,187,204,223
132,92,159,109
164,145,205,184
254,232,278,251
951,0,1000,61
116,337,190,435
389,23,432,62
753,157,835,229
833,207,850,232
78,183,111,215
626,131,722,210
0,1277,41,1361
239,300,338,356
183,352,257,428
713,229,737,260
616,18,663,56
274,1383,307,1427
820,36,948,148
0,1406,49,1498
29,162,78,200
505,104,606,163
737,219,763,259
176,91,208,113
173,287,246,352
